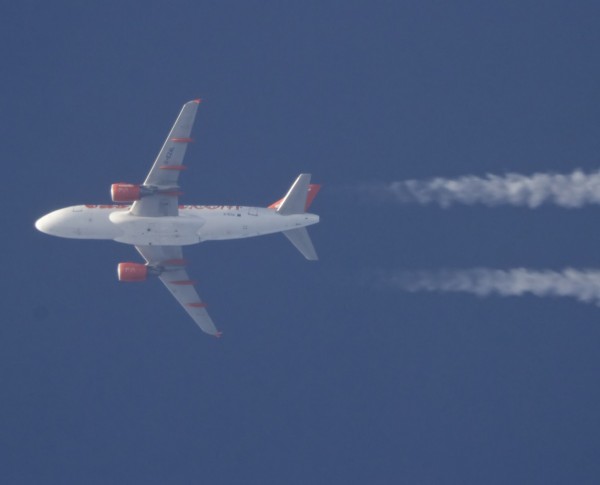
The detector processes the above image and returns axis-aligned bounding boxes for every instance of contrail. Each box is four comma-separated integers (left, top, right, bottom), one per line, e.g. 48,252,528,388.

365,169,600,208
376,268,600,305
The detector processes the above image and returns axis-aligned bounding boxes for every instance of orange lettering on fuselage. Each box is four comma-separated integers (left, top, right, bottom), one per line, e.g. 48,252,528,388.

178,205,241,210
83,204,242,210
85,204,129,209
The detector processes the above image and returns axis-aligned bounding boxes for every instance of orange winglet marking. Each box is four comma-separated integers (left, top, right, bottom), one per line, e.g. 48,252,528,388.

171,137,194,143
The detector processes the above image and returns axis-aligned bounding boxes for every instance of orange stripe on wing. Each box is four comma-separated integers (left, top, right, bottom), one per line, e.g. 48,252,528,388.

159,165,187,171
186,302,207,308
163,259,187,266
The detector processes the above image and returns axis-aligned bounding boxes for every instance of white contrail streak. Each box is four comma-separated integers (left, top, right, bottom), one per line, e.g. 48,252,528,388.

369,169,600,208
378,268,600,305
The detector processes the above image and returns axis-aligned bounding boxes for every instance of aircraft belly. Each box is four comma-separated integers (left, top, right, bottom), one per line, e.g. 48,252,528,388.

110,213,203,246
197,216,246,240
197,210,318,241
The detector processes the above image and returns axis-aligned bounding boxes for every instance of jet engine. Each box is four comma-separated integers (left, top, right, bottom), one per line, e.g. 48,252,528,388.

111,183,141,202
117,262,147,282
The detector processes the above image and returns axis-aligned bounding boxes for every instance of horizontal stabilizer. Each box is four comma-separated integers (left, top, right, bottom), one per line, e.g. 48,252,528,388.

283,227,318,261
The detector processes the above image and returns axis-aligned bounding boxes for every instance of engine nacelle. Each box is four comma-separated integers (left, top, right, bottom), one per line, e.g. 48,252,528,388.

117,262,147,282
111,183,141,202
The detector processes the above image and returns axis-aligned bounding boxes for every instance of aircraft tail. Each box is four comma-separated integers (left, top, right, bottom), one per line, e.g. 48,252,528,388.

269,174,321,260
268,174,321,213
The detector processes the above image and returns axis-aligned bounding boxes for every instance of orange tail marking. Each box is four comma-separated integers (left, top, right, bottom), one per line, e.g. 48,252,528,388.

268,198,284,209
304,184,321,211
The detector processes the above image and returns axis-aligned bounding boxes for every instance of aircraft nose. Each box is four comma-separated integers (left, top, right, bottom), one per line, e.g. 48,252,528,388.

35,212,59,235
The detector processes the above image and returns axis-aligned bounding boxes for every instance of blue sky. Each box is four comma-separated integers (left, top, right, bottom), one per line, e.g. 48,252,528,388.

3,1,600,483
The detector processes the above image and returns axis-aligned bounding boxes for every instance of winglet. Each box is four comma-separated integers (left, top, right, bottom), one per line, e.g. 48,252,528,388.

215,331,223,338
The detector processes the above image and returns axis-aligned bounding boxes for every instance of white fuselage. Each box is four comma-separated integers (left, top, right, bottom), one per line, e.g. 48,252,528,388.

35,204,319,246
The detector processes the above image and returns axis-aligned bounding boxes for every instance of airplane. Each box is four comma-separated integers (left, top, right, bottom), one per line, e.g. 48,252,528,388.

35,99,320,337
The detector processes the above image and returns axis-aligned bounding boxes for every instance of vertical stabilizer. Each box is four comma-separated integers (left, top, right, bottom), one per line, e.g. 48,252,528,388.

276,174,312,215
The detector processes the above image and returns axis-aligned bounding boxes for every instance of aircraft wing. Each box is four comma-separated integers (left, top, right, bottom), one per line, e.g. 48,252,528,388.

135,245,220,337
130,99,202,217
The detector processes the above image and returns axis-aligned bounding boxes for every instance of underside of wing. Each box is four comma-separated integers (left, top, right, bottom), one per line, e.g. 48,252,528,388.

135,245,220,337
130,100,202,217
